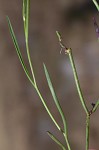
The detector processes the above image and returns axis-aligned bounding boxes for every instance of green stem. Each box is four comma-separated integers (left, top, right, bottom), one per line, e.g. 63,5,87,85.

24,40,62,132
63,133,71,150
26,43,37,86
22,0,62,135
67,49,89,115
86,115,90,150
56,32,88,115
23,0,37,85
34,85,61,131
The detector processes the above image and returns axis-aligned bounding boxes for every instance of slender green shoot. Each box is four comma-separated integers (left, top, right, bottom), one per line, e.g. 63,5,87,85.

23,0,37,86
56,30,99,150
67,49,89,115
56,31,89,115
23,0,62,132
34,86,61,131
47,131,66,150
7,0,62,134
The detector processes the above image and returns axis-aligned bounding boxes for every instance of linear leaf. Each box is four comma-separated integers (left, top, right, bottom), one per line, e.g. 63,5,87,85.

7,16,34,86
43,64,67,135
47,131,66,150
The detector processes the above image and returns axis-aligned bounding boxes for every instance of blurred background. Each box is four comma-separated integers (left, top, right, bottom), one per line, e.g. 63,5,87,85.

0,0,99,150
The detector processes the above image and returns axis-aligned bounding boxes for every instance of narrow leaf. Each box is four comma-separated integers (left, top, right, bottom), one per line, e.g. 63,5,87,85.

7,16,34,86
43,64,67,135
47,131,66,150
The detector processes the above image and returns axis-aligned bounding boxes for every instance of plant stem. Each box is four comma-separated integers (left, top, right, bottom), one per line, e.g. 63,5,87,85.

56,32,89,115
34,85,62,131
23,0,64,136
63,133,71,150
67,49,89,115
23,0,37,85
86,115,90,150
26,43,37,86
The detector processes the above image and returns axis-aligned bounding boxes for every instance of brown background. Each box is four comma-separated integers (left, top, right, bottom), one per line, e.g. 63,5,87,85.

0,0,99,150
